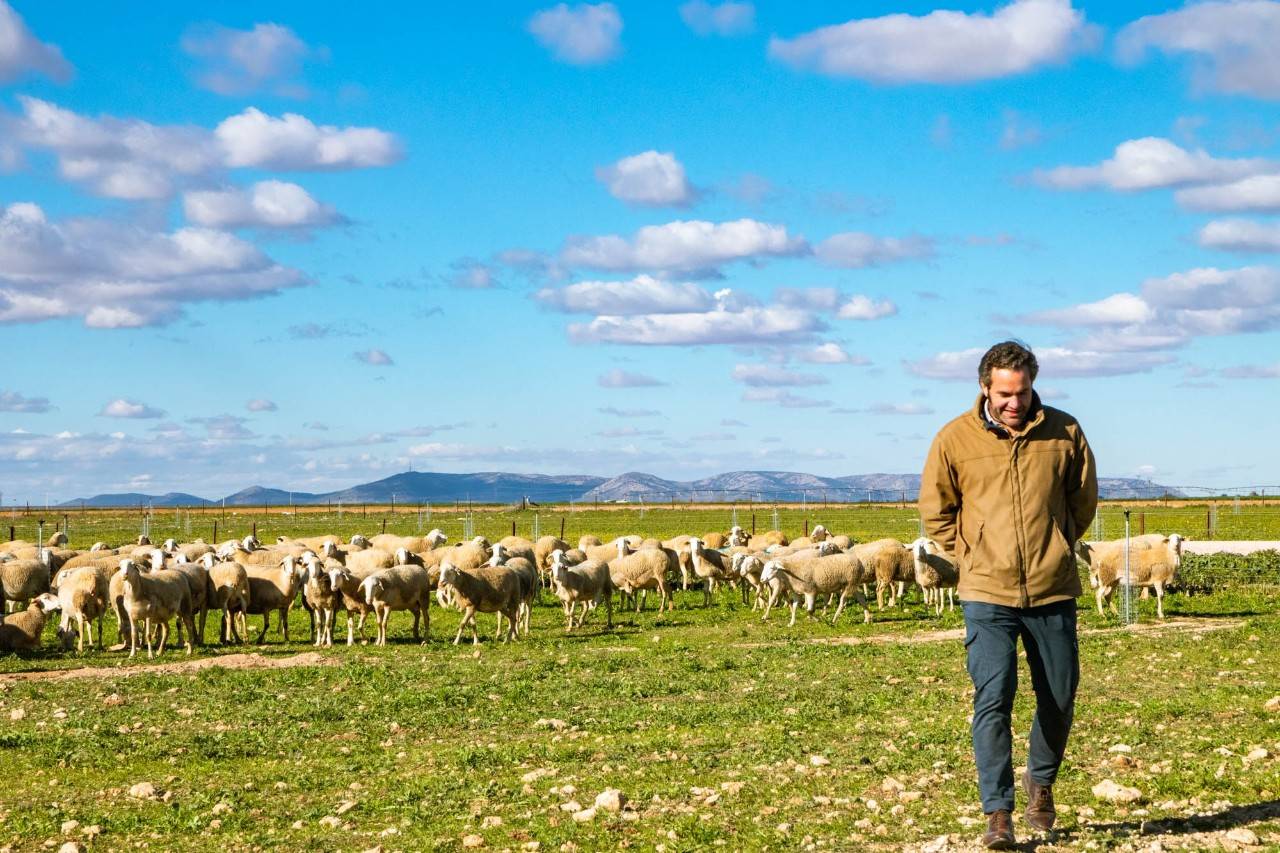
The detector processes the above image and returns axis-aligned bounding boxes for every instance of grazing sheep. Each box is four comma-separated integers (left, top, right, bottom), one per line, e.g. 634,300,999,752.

164,553,212,645
608,547,674,614
701,532,728,549
488,545,538,635
727,526,751,548
200,554,250,644
578,535,602,550
244,557,304,644
549,557,613,630
732,552,768,609
121,559,196,659
1,555,51,613
852,538,915,609
762,552,872,626
52,566,109,652
688,537,737,606
910,538,958,615
535,535,571,571
438,561,522,645
0,593,61,652
330,564,382,645
359,564,432,645
1091,534,1185,618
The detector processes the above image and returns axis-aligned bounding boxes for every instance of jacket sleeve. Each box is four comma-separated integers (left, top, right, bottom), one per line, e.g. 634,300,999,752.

1066,423,1098,543
919,431,960,556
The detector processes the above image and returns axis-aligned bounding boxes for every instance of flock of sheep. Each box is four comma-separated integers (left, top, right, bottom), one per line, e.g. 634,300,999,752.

0,523,1187,657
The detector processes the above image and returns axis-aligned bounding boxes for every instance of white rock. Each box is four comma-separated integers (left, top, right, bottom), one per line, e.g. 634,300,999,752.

481,816,502,828
808,755,830,767
57,844,85,853
461,834,486,849
594,789,627,813
9,708,25,721
1245,748,1269,762
128,782,156,800
559,801,582,813
1092,779,1142,804
1226,827,1259,846
59,821,79,835
318,816,342,829
572,807,596,823
1264,696,1280,713
522,768,556,783
1109,744,1133,753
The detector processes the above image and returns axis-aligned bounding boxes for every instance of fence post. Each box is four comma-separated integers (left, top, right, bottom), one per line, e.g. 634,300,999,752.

8,525,13,542
803,518,809,537
752,513,756,535
511,520,516,537
560,517,565,541
1139,512,1145,535
381,518,387,534
1206,507,1212,540
213,520,218,543
252,521,257,540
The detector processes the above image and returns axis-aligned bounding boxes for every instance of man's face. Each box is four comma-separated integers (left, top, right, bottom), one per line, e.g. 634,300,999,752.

983,367,1033,430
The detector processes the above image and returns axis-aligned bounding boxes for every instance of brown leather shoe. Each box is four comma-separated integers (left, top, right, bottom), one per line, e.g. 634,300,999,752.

1023,771,1056,831
981,809,1017,850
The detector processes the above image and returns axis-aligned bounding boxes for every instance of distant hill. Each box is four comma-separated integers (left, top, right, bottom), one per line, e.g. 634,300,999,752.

60,471,1184,507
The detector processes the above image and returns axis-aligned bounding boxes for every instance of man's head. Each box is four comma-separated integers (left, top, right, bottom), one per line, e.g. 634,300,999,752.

978,340,1037,430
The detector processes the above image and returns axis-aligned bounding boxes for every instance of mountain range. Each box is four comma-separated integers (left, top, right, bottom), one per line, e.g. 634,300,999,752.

58,470,1183,507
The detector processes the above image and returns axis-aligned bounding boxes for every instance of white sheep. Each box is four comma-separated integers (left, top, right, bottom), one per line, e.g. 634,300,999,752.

302,554,343,648
52,566,109,652
121,558,196,659
761,552,872,626
200,553,250,645
244,557,304,644
359,564,432,646
438,560,522,645
549,557,613,631
1092,534,1185,618
688,537,737,606
0,593,61,652
910,538,958,616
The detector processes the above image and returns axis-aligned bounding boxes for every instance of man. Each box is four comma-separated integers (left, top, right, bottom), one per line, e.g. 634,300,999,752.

919,341,1097,850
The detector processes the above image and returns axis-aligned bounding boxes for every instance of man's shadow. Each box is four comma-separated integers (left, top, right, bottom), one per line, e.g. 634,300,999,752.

1021,799,1280,850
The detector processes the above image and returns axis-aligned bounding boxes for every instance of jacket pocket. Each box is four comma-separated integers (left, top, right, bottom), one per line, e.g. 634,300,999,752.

963,521,988,578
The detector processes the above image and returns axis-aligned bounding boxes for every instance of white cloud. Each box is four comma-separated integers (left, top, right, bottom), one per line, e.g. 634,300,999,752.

570,303,824,345
528,2,622,64
768,0,1092,84
905,346,1175,379
246,398,277,412
1116,1,1280,100
0,390,51,413
188,414,256,441
0,1,72,84
1000,109,1044,150
1020,293,1156,326
679,1,755,36
0,202,306,328
731,363,828,387
353,348,393,366
181,22,317,97
866,402,935,415
215,107,401,171
596,426,663,438
1198,219,1280,252
1035,137,1275,192
597,368,666,388
598,406,661,417
596,151,696,207
449,258,499,290
836,295,898,320
795,342,869,364
99,398,165,419
741,388,832,408
1222,362,1280,378
1176,174,1280,212
535,275,713,314
183,180,343,229
814,232,934,268
561,218,807,273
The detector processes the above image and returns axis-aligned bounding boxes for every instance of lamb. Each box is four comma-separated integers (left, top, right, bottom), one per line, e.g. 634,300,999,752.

1,554,51,613
608,546,674,613
244,556,304,644
910,538,958,616
52,566,109,652
549,557,613,630
359,564,432,645
761,552,872,626
1092,534,1185,618
120,558,196,659
688,537,737,606
438,561,522,645
300,554,343,647
0,593,61,652
200,554,250,644
731,552,767,609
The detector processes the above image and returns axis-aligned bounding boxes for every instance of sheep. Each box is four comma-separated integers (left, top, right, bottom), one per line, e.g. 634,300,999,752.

761,552,872,626
162,552,212,645
809,524,830,542
662,535,694,589
1076,534,1167,589
608,547,674,614
342,546,398,574
330,564,382,645
1,555,50,613
244,557,304,644
52,566,109,652
853,538,915,609
700,532,728,549
732,552,768,609
371,533,438,554
535,535,571,571
0,593,61,652
47,531,68,548
760,530,788,548
549,557,612,630
121,559,196,659
578,535,602,550
1092,534,1185,619
688,537,737,606
200,554,250,644
438,561,522,645
583,537,630,564
830,534,854,550
756,542,841,620
359,564,432,645
727,526,751,548
299,554,343,647
910,538,958,615
487,544,538,635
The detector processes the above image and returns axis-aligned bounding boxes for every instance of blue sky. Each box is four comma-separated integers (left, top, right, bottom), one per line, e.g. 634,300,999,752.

1,0,1278,502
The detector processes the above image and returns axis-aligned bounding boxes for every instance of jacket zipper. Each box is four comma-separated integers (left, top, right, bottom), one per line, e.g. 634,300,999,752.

1011,438,1029,608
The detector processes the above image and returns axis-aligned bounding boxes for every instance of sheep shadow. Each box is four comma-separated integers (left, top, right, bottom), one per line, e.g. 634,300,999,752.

1020,799,1280,851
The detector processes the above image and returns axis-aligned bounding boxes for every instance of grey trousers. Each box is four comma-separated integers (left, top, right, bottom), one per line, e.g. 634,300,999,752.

962,599,1080,813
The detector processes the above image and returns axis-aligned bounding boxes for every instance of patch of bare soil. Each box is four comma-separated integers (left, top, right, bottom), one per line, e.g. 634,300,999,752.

0,651,335,682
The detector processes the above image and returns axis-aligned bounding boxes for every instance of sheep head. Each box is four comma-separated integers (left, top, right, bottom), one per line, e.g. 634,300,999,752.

760,561,780,583
488,543,506,567
162,538,177,551
439,560,460,587
395,547,410,566
328,568,350,591
33,593,60,613
350,534,370,548
199,553,217,570
360,575,382,606
426,529,447,547
550,562,568,586
321,541,337,559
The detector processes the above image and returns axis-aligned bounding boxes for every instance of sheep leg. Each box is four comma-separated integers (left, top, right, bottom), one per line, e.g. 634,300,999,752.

502,608,517,643
1095,586,1107,616
895,581,906,607
128,619,139,659
419,602,430,643
1154,581,1165,619
875,582,886,611
258,611,270,645
181,612,195,655
947,588,955,612
378,605,390,646
854,586,871,624
281,608,290,643
831,592,847,624
411,606,421,641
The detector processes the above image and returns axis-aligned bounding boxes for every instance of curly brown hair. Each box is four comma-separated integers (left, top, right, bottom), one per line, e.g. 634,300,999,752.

978,340,1038,387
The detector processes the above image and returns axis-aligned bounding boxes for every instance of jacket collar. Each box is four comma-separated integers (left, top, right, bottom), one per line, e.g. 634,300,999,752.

972,391,1044,439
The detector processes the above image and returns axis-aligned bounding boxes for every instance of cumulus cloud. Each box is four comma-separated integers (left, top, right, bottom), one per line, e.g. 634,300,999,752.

187,414,256,441
795,342,870,364
836,295,898,320
0,390,52,413
0,202,306,328
0,1,72,84
866,402,935,415
561,218,807,274
679,1,755,36
571,302,824,346
1034,137,1275,192
1197,218,1280,252
449,258,499,290
246,398,277,412
183,180,343,229
1176,174,1280,212
731,363,828,387
768,0,1092,84
597,368,666,387
8,98,400,200
814,232,935,268
906,346,1175,379
181,22,320,97
741,388,832,408
528,2,622,64
1019,293,1156,326
353,348,393,366
596,150,696,207
1222,362,1280,378
535,275,714,314
1116,1,1280,100
99,398,166,419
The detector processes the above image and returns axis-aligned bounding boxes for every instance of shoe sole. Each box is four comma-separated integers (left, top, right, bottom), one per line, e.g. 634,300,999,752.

983,837,1017,851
